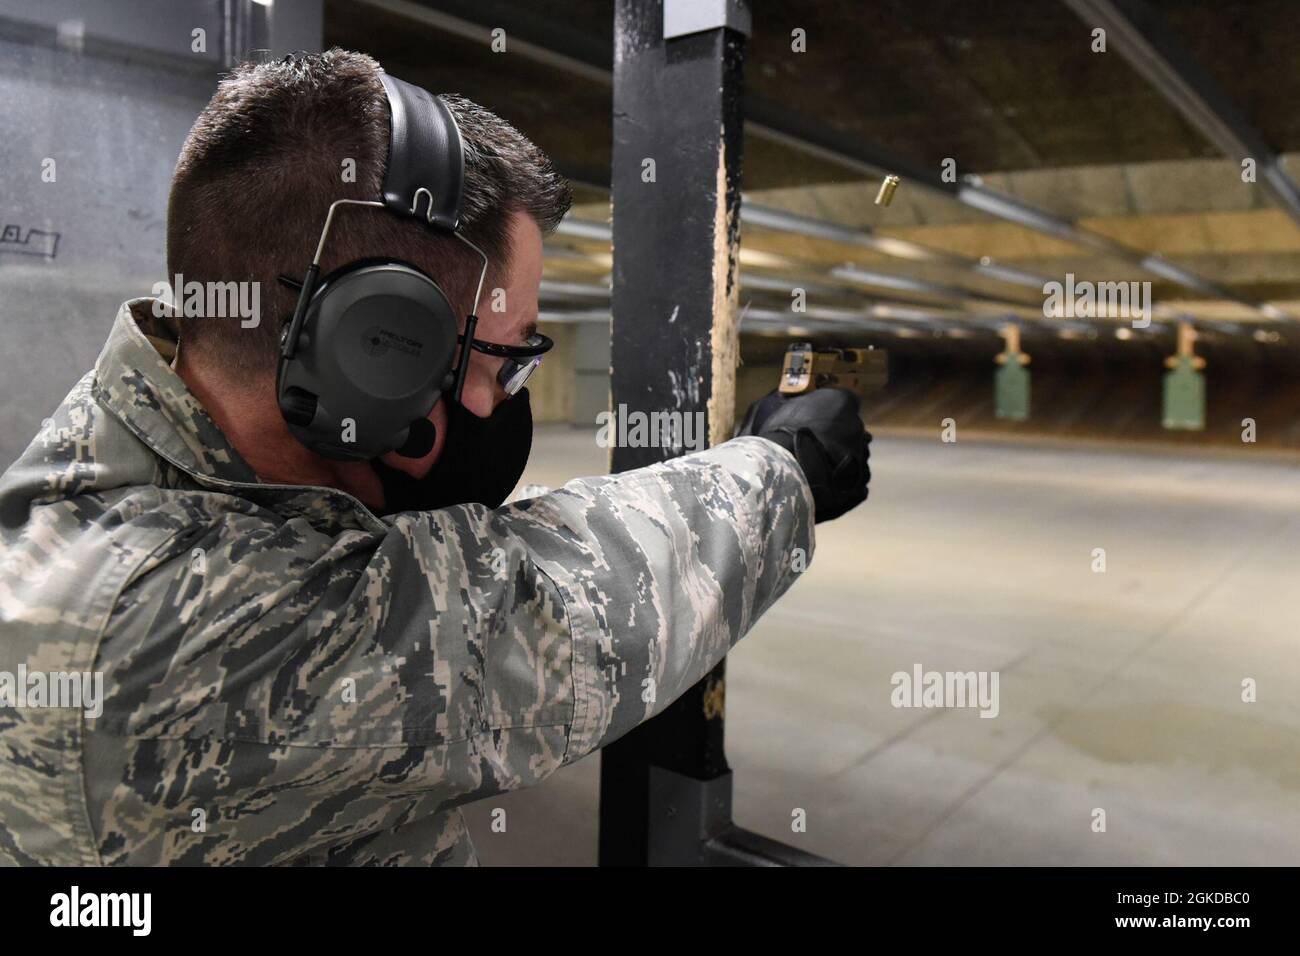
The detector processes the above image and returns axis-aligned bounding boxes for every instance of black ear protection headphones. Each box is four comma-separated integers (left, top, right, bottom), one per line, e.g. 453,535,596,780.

276,73,486,461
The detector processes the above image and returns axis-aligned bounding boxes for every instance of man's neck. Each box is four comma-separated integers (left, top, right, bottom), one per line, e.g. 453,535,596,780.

175,352,386,509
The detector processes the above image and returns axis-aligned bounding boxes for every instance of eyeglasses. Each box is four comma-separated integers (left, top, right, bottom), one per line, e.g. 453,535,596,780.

462,332,553,396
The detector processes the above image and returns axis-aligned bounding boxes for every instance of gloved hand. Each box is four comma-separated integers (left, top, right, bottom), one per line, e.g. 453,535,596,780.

736,388,871,522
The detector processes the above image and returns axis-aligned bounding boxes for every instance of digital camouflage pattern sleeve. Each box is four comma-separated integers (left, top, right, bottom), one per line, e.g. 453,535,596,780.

86,435,813,865
0,301,815,866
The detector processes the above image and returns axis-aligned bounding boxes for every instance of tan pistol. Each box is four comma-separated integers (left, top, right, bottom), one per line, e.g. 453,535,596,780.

779,342,888,399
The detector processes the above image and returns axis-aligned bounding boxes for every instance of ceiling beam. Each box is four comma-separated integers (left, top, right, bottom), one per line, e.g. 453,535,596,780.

552,215,1043,314
354,0,1289,321
1061,0,1300,230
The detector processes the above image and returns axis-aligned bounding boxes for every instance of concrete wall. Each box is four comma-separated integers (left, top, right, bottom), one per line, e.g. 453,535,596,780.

0,35,216,469
0,0,322,470
572,321,611,427
528,321,576,423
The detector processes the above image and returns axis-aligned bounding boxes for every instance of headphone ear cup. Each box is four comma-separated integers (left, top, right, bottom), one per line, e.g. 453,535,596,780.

277,261,459,460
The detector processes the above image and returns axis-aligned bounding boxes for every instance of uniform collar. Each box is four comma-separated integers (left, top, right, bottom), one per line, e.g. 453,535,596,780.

93,298,260,485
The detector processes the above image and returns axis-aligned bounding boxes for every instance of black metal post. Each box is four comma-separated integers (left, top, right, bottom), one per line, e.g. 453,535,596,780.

599,0,828,867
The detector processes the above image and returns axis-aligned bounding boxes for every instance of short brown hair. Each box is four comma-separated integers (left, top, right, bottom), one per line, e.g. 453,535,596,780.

167,48,571,377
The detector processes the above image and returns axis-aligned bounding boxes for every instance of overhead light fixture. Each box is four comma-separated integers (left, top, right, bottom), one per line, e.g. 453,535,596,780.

973,256,1050,289
737,248,792,269
554,216,612,242
868,236,938,262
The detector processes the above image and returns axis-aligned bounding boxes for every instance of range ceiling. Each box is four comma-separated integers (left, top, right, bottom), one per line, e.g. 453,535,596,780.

327,0,1300,327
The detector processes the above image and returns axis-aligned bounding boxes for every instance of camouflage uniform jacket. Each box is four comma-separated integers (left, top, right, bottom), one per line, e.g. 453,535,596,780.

0,299,814,865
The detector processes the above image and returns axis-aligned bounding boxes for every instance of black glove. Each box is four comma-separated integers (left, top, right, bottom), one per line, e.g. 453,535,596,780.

736,388,872,523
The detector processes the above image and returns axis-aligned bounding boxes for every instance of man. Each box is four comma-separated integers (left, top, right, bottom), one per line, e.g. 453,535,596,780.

0,50,869,865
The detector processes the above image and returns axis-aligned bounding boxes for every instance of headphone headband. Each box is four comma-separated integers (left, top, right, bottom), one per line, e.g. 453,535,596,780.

378,74,464,231
275,72,474,463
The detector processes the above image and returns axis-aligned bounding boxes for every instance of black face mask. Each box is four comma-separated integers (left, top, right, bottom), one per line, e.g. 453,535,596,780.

371,388,533,514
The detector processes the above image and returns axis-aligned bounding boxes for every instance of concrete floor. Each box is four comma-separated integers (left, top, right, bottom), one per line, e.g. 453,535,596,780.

462,425,1300,865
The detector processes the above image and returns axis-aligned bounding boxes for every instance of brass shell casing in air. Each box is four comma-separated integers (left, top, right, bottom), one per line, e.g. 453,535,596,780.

875,174,901,206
